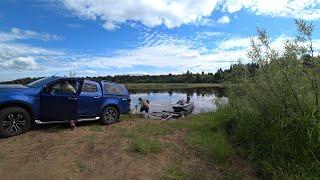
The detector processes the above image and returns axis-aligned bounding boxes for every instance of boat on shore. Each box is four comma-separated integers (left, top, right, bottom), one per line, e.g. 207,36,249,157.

172,102,194,114
142,100,195,120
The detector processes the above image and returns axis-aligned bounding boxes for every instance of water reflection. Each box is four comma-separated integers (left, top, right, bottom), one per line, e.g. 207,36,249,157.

129,88,227,114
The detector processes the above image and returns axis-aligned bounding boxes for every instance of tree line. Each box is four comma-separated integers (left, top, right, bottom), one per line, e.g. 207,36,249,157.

0,63,259,85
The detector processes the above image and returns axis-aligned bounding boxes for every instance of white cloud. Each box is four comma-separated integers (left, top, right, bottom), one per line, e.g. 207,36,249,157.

60,0,320,30
220,0,320,20
0,27,64,42
0,57,38,70
217,15,230,24
61,0,219,30
218,37,251,50
0,42,65,71
0,28,65,71
68,33,251,74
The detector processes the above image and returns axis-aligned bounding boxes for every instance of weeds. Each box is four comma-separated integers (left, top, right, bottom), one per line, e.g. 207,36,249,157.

136,123,175,136
170,113,244,179
74,160,89,173
172,113,233,165
220,19,320,178
129,135,164,154
79,134,96,143
163,154,207,180
163,164,189,180
120,114,142,121
89,125,103,132
117,120,174,155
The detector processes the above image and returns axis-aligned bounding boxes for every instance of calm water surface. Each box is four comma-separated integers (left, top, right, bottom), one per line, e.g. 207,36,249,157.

129,88,227,114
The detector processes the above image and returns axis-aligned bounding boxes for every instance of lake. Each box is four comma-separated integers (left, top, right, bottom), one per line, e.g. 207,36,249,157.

129,87,227,114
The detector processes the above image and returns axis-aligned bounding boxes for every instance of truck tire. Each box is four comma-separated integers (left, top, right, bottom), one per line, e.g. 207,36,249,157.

0,107,31,138
100,106,119,125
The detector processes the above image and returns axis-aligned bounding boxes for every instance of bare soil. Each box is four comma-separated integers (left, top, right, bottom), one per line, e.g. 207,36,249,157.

0,118,256,180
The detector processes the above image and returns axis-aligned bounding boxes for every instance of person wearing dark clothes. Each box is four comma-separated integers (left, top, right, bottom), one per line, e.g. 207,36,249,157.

177,96,191,105
139,97,149,113
186,96,191,104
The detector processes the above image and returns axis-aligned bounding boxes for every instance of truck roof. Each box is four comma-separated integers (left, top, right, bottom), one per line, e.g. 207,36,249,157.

84,79,121,85
47,77,121,86
52,76,84,81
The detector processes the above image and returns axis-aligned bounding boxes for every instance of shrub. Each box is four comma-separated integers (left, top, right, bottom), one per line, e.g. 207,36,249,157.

223,20,320,178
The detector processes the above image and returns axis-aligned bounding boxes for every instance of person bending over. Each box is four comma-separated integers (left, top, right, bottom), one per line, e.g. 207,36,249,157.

138,97,149,113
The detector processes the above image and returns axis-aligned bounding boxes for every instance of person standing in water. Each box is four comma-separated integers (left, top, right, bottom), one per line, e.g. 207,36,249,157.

138,97,149,113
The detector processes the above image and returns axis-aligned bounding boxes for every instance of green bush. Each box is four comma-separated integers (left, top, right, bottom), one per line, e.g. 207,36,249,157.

223,20,320,178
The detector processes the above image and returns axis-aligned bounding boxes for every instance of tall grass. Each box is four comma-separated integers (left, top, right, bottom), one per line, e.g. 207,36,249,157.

221,20,320,178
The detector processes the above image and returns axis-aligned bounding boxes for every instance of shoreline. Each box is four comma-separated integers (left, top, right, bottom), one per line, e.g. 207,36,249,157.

124,83,224,90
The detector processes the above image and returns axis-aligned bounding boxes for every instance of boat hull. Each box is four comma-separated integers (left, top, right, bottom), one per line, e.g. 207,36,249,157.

172,102,194,114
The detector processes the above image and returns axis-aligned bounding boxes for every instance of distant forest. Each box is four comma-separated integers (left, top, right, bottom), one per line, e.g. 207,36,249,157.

0,63,259,84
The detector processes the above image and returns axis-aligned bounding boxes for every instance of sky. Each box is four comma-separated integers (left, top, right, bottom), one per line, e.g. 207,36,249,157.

0,0,320,81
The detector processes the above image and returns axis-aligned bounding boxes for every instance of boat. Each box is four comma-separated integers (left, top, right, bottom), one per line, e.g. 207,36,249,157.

172,102,194,114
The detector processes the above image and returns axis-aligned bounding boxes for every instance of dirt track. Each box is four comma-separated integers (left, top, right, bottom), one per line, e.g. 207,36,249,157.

0,118,221,180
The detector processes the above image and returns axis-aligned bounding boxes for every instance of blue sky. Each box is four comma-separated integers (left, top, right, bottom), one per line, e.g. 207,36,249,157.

0,0,320,81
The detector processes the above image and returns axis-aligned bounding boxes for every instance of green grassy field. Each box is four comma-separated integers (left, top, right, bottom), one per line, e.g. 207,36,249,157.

124,83,223,90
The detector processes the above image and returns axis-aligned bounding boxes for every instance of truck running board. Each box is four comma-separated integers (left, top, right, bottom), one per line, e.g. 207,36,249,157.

35,117,100,124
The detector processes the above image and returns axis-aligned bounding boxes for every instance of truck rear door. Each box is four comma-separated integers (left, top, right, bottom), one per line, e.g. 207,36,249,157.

78,80,103,117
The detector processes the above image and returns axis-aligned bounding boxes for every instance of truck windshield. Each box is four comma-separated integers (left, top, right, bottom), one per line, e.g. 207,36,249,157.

27,77,56,88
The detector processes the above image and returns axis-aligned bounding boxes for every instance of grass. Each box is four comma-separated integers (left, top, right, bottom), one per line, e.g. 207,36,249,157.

163,163,204,180
117,120,174,155
169,112,245,179
171,112,233,164
74,160,89,173
129,135,164,154
79,134,96,143
186,131,233,164
163,164,188,180
120,114,142,121
89,125,103,132
163,154,208,180
116,114,247,179
125,83,223,90
136,123,175,136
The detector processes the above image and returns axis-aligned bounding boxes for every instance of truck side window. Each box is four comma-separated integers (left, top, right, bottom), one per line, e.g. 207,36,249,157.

81,83,98,93
104,84,127,95
49,80,79,94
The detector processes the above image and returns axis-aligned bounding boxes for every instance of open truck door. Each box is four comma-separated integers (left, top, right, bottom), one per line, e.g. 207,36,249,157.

40,79,83,122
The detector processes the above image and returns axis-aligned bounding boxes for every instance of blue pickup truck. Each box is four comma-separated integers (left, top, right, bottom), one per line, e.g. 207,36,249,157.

0,76,131,137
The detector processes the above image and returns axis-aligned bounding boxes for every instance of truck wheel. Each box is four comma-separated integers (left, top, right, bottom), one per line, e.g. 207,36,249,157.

0,107,31,138
100,106,119,125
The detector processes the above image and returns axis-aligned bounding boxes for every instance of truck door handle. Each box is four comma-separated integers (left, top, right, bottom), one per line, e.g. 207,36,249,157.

93,96,101,99
68,97,78,100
